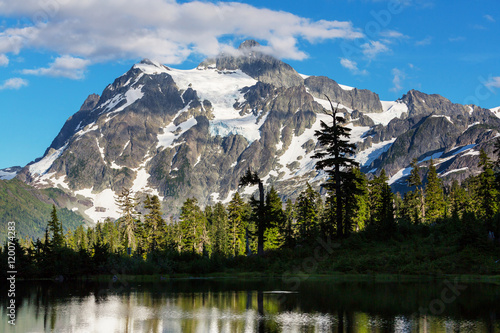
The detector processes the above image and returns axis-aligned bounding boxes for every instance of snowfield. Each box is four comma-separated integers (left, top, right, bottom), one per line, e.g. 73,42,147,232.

22,59,498,223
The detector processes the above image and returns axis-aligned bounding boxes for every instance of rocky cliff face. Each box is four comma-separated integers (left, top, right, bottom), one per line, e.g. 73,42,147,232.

16,40,500,223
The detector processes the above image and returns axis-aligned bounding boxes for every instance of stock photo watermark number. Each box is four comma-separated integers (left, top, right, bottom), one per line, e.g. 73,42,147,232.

6,221,17,326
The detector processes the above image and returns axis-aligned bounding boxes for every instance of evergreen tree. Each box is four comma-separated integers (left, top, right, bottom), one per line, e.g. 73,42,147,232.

425,159,445,222
47,205,64,248
227,192,248,256
342,167,367,234
283,199,296,248
477,149,499,220
449,180,467,220
115,188,139,252
312,96,359,238
179,198,208,255
368,170,394,234
406,158,425,224
73,225,88,251
239,169,266,255
209,202,230,256
264,187,286,250
494,138,500,170
296,183,322,244
143,195,166,253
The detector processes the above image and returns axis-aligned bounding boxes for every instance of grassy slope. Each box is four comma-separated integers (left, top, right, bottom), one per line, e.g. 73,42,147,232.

0,178,85,242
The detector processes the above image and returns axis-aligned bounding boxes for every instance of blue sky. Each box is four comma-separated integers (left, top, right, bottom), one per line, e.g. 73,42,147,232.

0,0,499,169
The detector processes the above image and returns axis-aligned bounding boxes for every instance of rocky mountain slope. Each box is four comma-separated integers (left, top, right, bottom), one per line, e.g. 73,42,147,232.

9,40,500,223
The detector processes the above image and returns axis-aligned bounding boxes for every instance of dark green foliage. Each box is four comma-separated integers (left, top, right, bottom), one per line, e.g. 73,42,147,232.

115,188,139,251
295,183,322,244
3,137,500,279
312,96,359,238
477,149,499,220
179,198,208,255
143,195,166,253
239,168,266,255
47,205,64,248
368,170,395,235
283,199,296,248
264,187,286,250
227,192,249,256
425,159,445,223
404,158,425,224
0,179,84,243
209,202,230,256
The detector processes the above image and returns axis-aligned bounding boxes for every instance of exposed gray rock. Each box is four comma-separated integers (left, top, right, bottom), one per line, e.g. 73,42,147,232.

304,76,383,113
200,40,304,88
20,51,500,221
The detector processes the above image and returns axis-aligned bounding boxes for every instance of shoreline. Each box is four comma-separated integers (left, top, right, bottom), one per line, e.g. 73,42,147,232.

16,272,500,284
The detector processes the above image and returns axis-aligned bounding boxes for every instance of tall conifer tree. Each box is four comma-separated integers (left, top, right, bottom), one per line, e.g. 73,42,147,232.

116,188,139,251
143,195,166,253
477,149,499,220
313,96,359,238
227,192,248,256
239,169,266,255
47,205,64,248
425,159,445,222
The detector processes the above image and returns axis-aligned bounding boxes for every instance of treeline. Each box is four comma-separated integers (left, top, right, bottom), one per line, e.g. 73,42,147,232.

2,146,499,278
1,106,500,278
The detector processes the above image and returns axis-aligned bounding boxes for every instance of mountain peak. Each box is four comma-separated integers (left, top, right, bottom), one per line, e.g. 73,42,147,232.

238,39,261,50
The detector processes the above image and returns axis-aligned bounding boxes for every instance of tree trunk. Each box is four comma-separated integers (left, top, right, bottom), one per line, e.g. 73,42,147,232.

257,180,265,255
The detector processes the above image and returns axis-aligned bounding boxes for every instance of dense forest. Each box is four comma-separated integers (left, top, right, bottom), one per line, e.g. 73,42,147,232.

2,108,500,279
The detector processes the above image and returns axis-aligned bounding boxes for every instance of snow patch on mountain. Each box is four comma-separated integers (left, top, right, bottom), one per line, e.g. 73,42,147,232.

338,84,355,91
75,122,98,139
440,167,468,177
356,138,396,167
210,112,268,143
313,96,353,113
133,60,169,74
36,172,69,190
430,115,453,124
29,143,68,176
463,150,480,156
0,168,18,180
130,156,162,199
388,143,479,185
389,166,412,185
158,66,262,141
490,106,500,118
158,117,198,149
74,188,121,223
278,113,334,180
107,85,144,115
366,101,408,126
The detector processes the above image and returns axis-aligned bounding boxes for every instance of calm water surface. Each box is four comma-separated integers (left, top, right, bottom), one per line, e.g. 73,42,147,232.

1,278,499,332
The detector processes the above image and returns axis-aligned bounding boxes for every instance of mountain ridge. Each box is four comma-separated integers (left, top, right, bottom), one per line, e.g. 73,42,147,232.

8,40,500,224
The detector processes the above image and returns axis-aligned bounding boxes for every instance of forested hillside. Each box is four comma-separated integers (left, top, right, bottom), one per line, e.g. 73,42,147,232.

0,179,85,242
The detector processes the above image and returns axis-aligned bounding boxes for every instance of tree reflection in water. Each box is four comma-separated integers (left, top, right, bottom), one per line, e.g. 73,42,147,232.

0,278,498,332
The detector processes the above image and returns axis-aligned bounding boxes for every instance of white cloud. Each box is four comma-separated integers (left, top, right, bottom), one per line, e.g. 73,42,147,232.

361,41,389,58
484,14,495,22
0,54,8,66
415,36,432,46
390,68,405,92
485,77,500,89
340,58,368,75
380,30,408,39
0,0,364,69
22,55,90,79
0,77,28,90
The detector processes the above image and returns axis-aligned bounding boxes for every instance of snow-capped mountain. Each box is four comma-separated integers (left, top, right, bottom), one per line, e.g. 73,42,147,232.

14,40,500,223
0,166,21,180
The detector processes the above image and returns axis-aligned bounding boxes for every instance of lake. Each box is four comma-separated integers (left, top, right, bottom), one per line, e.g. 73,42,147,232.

1,277,499,332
